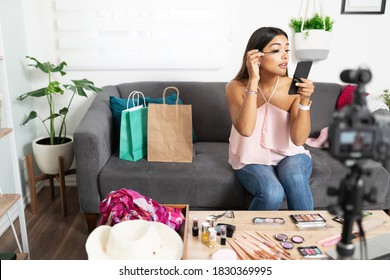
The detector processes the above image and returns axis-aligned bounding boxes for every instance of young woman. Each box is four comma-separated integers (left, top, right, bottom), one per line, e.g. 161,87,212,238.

226,27,315,210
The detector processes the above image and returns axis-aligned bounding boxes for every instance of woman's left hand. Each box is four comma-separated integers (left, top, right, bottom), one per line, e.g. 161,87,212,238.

295,78,314,102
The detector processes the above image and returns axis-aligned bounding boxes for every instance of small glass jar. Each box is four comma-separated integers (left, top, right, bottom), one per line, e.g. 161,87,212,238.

208,228,217,248
201,222,210,243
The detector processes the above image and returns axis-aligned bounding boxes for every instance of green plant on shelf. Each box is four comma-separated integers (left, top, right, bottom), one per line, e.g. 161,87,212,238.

289,13,334,37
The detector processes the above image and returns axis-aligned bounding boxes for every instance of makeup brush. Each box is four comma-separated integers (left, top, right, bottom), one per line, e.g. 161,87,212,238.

245,231,293,260
235,236,278,260
258,232,293,257
232,237,261,260
227,239,251,260
243,236,282,260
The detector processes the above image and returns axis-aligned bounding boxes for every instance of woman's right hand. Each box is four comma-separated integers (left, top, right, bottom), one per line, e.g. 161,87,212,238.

246,49,263,80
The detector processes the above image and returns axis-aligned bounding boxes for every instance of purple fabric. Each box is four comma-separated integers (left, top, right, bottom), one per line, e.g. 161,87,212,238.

99,188,185,231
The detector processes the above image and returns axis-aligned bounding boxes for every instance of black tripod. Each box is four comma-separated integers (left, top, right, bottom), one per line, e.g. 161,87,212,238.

328,162,376,259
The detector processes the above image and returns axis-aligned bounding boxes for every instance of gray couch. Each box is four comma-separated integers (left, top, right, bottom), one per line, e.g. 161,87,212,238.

74,81,390,232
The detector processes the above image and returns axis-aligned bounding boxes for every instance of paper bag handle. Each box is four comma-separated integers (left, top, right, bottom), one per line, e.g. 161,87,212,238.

162,86,180,105
126,90,146,109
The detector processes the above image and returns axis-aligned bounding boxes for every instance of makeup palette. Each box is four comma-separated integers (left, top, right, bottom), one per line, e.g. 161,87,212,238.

290,213,327,228
252,217,285,225
298,246,322,256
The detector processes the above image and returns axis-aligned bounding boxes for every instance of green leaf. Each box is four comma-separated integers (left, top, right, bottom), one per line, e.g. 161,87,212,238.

21,111,38,126
17,87,46,100
26,56,67,75
51,61,67,76
59,107,68,116
46,81,64,95
42,113,61,123
64,79,102,98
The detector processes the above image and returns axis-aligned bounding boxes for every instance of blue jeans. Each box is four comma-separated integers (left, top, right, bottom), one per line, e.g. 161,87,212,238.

235,154,313,210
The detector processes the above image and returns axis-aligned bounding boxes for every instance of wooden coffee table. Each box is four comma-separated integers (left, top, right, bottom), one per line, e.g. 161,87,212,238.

185,210,390,260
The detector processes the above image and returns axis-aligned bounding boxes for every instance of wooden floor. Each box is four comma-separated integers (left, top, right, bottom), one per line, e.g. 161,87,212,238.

0,186,89,260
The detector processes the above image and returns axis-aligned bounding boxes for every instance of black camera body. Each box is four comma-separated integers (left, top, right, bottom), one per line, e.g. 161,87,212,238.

328,68,390,162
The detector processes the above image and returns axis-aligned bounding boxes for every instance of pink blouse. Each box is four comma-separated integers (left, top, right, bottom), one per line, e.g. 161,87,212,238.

228,92,310,170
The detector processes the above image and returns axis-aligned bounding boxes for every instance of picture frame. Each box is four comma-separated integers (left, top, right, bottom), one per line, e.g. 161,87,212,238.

341,0,386,14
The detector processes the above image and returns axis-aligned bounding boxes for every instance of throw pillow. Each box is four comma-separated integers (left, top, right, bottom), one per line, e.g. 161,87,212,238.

337,84,369,110
110,94,198,147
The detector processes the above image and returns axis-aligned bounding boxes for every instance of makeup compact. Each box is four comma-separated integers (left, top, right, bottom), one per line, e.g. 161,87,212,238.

298,246,322,257
290,213,327,228
275,233,305,250
252,217,285,225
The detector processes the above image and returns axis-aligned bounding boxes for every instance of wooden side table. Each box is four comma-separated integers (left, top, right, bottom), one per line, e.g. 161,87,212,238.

26,154,76,217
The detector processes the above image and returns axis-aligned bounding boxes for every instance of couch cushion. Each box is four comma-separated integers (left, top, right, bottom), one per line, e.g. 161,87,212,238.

306,145,390,209
98,142,248,209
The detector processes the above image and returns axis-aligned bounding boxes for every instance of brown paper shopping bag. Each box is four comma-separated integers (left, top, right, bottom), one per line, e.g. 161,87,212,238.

147,86,193,162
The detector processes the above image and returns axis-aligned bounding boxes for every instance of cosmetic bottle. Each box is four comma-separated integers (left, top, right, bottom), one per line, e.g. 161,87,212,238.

201,222,210,243
206,216,214,228
208,228,217,248
220,224,227,245
192,218,199,237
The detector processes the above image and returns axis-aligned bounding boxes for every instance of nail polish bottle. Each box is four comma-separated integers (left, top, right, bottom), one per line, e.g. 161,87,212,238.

192,218,199,237
208,228,217,248
220,224,227,245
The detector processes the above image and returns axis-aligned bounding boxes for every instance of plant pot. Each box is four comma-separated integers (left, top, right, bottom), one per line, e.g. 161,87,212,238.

32,136,74,175
294,30,332,61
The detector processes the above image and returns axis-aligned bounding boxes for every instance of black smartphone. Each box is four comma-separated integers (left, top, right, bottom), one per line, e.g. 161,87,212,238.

288,61,313,95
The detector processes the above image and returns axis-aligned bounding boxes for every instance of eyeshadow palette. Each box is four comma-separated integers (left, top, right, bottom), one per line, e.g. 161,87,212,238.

290,213,327,228
298,246,322,256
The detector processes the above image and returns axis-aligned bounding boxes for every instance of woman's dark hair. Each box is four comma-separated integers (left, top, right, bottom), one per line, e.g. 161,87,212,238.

234,27,288,82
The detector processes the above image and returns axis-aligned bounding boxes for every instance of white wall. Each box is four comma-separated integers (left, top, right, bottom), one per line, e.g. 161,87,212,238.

0,0,33,233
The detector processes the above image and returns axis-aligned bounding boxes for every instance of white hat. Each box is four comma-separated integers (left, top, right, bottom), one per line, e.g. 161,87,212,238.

86,220,184,260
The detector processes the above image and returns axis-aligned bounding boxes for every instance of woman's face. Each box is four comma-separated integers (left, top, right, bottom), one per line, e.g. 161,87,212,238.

260,34,289,76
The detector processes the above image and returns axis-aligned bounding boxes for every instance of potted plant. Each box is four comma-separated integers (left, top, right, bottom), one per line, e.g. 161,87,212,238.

289,12,334,61
17,56,102,174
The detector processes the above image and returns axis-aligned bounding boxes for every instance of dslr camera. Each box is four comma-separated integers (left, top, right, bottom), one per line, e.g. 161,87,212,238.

328,67,390,162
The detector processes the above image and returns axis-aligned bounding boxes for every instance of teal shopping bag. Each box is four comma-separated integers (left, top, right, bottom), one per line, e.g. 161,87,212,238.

119,91,148,162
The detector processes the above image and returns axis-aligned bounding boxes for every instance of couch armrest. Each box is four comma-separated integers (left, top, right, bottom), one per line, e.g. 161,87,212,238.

74,85,119,213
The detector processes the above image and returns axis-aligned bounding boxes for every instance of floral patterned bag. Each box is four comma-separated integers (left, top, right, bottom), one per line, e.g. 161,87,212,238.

99,188,185,231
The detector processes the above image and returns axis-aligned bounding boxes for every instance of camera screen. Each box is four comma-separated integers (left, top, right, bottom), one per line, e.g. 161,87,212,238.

339,130,374,154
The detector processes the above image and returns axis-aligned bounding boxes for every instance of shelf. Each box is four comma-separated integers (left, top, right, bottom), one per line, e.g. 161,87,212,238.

0,128,12,138
0,194,21,217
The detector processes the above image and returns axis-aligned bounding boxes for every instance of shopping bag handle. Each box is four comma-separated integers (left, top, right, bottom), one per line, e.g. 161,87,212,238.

162,86,180,105
126,90,146,109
